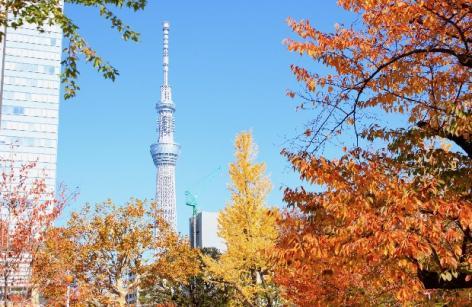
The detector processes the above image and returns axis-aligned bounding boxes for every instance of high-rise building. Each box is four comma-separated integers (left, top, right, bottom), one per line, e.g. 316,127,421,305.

189,211,226,251
150,21,180,230
0,15,63,298
0,20,63,192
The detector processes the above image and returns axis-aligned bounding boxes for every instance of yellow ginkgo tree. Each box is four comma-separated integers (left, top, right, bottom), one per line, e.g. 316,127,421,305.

204,132,280,306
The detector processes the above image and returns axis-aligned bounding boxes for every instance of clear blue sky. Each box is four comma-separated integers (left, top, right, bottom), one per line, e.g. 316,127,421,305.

57,1,353,234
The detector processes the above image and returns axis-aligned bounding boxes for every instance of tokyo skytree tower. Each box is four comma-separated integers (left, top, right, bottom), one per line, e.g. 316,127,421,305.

150,21,180,230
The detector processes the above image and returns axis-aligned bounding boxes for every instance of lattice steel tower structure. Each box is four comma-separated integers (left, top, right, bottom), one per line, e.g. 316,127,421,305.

150,21,180,230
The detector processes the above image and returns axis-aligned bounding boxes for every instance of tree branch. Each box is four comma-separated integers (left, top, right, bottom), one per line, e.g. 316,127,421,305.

417,121,472,158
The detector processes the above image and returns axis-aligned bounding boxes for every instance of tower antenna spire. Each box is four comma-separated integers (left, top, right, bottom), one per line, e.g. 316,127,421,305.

162,21,170,86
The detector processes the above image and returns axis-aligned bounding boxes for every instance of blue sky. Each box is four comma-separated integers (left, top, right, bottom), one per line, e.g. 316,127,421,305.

57,1,353,234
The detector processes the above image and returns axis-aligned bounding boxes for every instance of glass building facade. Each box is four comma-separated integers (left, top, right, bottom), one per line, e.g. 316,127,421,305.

0,21,63,192
0,20,62,297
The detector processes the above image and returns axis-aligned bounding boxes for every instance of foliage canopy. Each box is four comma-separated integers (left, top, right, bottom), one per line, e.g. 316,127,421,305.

34,198,199,306
276,0,472,305
0,0,147,99
204,132,281,306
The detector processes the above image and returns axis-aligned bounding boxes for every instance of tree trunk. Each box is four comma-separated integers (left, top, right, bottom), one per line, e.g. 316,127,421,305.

115,279,128,307
117,295,127,307
3,272,8,307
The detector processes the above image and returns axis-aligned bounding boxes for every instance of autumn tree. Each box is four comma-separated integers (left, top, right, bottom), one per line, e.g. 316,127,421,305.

186,248,234,307
34,198,199,306
139,227,201,305
33,227,93,305
275,0,472,305
285,0,470,154
204,132,281,306
0,0,147,98
0,157,67,304
143,248,232,306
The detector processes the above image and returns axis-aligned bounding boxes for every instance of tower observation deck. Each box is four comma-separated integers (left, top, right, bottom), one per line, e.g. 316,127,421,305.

150,21,180,230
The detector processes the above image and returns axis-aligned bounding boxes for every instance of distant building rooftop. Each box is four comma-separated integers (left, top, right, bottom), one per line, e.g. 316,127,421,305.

189,211,226,251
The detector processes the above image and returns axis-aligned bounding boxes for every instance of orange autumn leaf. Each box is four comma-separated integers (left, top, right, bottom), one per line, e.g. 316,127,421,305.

276,0,472,305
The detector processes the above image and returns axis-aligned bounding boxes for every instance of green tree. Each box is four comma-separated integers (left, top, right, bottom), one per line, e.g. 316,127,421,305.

0,0,146,99
149,248,233,306
204,132,281,306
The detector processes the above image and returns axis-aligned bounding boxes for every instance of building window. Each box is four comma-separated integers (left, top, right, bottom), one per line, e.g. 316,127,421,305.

47,66,55,75
13,106,24,115
3,91,13,99
0,105,24,115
